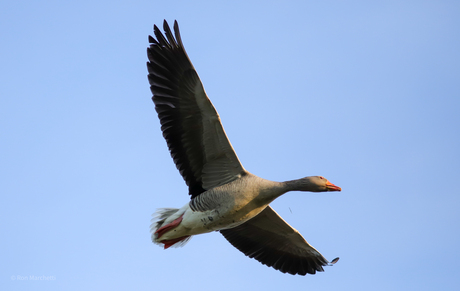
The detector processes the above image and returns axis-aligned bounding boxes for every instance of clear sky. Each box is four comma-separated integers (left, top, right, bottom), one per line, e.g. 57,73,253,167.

1,1,459,290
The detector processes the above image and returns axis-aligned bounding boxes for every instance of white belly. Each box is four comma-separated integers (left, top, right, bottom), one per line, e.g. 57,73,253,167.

157,202,266,241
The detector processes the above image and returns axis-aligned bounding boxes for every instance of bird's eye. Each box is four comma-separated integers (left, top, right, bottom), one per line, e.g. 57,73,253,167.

319,176,323,179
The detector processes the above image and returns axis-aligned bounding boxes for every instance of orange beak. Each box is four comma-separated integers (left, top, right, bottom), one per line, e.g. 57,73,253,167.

326,181,342,192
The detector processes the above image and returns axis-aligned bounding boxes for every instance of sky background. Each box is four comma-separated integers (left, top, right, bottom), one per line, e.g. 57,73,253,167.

1,0,459,290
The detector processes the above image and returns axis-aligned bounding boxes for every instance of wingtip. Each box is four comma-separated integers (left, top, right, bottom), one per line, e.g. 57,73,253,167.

153,24,160,37
163,19,170,31
329,257,340,265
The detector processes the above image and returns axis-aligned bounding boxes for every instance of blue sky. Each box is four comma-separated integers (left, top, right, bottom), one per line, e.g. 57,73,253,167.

1,1,459,290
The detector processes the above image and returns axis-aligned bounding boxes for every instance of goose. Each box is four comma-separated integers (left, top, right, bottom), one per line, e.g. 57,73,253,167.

147,20,341,276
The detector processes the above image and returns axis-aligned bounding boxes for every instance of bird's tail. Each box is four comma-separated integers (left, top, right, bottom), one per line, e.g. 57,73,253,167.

150,208,191,249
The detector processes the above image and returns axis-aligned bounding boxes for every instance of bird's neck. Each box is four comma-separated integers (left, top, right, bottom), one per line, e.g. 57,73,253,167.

282,177,316,192
248,175,315,205
256,178,311,203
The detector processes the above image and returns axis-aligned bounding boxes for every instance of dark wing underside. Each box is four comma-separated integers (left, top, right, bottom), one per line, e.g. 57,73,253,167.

147,20,246,198
220,206,338,275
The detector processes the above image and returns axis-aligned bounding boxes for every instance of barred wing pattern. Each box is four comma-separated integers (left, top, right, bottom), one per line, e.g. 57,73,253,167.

221,206,338,275
147,21,246,198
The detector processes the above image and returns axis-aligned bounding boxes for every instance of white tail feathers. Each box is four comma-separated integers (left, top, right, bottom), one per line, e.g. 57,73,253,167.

150,207,192,248
151,208,178,244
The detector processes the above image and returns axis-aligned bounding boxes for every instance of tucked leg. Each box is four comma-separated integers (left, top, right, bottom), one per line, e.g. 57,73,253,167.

162,236,191,249
155,214,184,239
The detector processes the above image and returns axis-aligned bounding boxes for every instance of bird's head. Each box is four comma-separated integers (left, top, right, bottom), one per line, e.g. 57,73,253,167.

297,176,342,192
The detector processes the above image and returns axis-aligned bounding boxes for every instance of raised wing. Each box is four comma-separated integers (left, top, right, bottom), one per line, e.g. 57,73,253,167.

220,206,339,275
147,20,246,198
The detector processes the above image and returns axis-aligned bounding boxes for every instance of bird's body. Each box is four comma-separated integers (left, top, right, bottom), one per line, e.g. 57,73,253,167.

153,174,274,241
146,20,341,275
154,173,290,240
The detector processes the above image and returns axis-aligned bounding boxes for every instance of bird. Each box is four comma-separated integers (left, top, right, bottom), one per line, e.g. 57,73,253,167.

146,20,341,276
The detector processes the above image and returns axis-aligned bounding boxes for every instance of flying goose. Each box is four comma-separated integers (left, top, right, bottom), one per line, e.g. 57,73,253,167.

147,20,341,276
